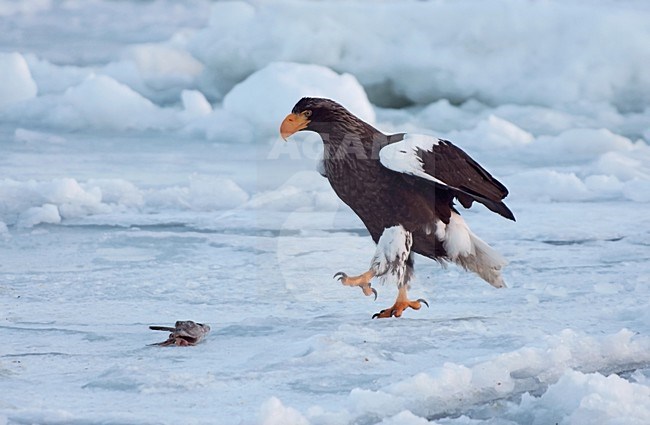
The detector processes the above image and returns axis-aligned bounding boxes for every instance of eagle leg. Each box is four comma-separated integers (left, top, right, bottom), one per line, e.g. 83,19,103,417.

333,270,377,300
372,286,428,319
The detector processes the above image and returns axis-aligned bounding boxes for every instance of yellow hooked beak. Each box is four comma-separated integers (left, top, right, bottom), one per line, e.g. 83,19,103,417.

280,113,310,140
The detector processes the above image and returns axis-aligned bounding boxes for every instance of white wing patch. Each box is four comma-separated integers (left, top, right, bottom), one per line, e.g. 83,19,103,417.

379,133,448,186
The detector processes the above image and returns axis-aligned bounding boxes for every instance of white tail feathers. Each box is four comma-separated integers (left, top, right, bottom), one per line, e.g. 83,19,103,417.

455,231,507,288
438,213,507,288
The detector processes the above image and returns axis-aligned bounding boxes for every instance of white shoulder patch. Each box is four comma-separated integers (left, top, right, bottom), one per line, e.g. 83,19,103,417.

378,133,447,186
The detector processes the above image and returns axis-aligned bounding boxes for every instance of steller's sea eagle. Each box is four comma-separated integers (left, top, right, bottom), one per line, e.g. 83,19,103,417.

280,98,515,318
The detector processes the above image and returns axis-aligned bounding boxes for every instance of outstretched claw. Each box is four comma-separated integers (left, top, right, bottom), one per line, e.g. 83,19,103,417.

372,286,428,319
149,321,211,346
372,298,428,319
333,270,377,300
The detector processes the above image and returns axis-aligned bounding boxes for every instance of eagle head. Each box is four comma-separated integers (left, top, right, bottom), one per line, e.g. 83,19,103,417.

280,97,350,140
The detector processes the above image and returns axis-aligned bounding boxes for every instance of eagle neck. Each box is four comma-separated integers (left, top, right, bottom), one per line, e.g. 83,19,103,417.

315,118,389,163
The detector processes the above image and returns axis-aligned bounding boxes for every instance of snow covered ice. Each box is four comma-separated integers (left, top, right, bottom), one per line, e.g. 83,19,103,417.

1,0,650,424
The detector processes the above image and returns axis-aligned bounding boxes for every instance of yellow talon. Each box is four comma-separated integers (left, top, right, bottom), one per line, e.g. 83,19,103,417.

333,270,377,300
372,287,428,319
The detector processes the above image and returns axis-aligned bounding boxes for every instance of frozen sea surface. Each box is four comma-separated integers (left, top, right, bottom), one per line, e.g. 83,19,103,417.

1,1,650,424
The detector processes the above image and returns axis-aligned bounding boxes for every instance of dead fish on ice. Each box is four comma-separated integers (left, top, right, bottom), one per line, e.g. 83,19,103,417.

149,320,210,346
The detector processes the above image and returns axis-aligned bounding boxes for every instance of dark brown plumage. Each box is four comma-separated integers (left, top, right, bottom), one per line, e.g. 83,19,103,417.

281,97,514,318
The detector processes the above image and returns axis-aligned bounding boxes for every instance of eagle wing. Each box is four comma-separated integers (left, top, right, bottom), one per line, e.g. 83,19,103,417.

379,133,515,221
